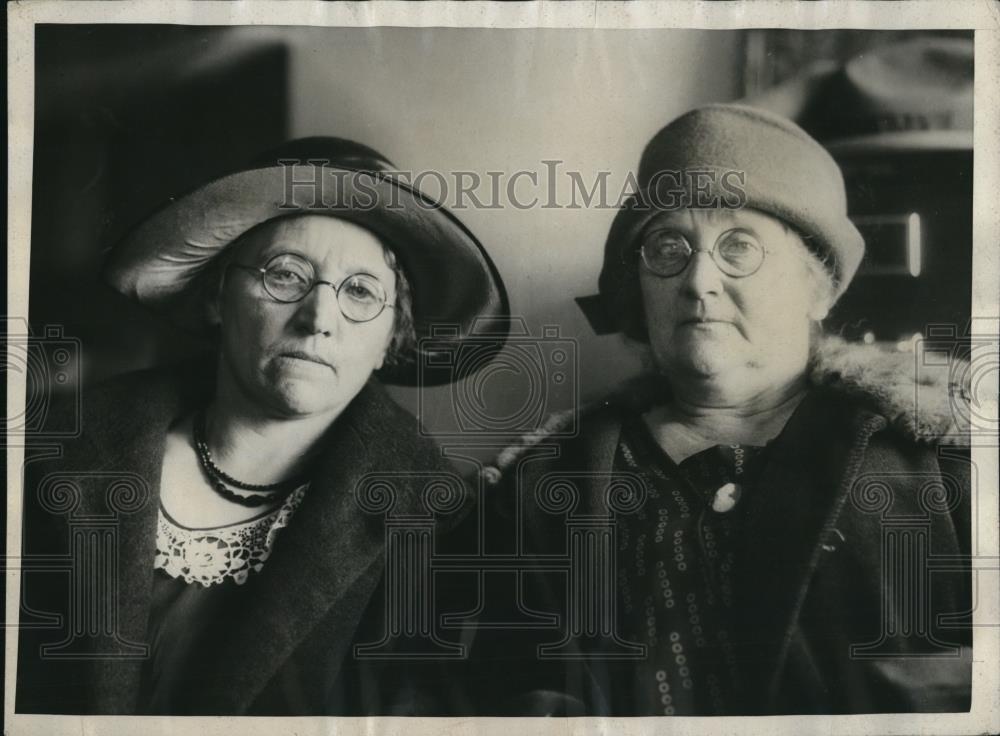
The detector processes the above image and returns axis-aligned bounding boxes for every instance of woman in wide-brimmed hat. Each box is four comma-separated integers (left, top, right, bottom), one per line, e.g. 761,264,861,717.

16,138,508,715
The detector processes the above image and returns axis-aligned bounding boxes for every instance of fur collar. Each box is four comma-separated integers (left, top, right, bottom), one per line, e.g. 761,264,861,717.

491,335,969,475
809,335,968,442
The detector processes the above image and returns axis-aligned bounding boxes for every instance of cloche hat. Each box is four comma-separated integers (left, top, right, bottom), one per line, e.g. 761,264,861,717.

583,104,864,339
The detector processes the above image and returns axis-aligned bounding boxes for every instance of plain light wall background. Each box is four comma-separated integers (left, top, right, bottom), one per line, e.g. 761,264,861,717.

281,27,744,429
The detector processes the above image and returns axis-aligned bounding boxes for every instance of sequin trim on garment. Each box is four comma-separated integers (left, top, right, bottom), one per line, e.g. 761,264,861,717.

154,485,308,587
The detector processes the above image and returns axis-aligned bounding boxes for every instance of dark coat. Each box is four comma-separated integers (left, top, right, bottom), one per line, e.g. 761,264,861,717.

15,364,467,715
470,338,973,715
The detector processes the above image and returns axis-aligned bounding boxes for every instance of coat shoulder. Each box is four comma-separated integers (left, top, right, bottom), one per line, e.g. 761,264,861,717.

487,398,629,481
486,335,970,480
348,380,456,475
810,336,968,446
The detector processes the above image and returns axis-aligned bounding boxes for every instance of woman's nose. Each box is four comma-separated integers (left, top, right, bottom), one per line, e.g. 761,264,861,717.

679,250,724,298
293,283,342,337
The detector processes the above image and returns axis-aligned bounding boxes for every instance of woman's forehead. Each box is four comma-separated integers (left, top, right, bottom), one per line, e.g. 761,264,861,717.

237,215,393,273
646,207,785,231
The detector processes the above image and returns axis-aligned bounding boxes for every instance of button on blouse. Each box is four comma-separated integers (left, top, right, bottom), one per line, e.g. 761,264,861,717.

612,414,769,715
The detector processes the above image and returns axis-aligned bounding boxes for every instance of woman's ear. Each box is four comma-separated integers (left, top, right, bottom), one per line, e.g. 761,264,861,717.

374,332,393,371
808,274,835,321
803,258,835,322
206,300,222,328
205,265,228,327
808,298,831,322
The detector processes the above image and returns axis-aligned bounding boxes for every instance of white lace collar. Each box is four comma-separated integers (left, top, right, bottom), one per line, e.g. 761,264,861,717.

154,486,308,587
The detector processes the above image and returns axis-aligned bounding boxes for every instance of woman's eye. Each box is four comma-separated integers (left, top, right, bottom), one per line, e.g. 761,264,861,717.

647,233,688,257
719,236,759,260
656,241,687,257
270,268,307,284
343,279,379,303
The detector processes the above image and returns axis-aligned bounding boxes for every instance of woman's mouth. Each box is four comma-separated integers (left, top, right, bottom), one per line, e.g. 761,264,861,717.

680,318,732,327
278,351,335,370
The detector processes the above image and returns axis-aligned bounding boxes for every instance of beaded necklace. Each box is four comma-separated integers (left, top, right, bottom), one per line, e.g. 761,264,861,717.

192,410,306,508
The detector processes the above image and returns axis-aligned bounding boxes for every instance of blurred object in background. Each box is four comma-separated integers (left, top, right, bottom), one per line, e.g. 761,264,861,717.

30,26,290,389
743,31,973,351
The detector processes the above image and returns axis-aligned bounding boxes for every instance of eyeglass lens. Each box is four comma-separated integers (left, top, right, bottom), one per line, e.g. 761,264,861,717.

260,253,389,322
640,229,765,277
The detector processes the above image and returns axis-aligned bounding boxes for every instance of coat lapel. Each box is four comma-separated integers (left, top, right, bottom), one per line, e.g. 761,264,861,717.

187,381,445,713
47,368,203,713
734,388,886,709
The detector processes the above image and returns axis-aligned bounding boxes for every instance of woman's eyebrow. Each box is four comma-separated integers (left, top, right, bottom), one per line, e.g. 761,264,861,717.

336,262,393,281
257,244,393,277
644,215,692,233
257,245,310,261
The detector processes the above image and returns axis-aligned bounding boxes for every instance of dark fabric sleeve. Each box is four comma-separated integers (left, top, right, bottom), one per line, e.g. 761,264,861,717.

459,412,628,716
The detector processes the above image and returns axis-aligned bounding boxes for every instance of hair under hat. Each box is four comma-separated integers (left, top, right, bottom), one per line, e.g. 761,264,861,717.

592,103,864,339
103,137,511,386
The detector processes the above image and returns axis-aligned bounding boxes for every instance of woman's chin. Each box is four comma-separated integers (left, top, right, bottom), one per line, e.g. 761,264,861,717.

664,343,743,380
265,378,346,418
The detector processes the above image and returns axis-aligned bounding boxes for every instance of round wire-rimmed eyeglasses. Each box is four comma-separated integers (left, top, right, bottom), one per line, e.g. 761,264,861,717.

230,252,396,323
639,228,768,278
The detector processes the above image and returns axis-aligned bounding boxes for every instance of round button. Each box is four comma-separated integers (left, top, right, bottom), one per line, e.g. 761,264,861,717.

712,482,741,513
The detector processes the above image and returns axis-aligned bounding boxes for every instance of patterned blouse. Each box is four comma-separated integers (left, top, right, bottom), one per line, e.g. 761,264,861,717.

612,414,769,715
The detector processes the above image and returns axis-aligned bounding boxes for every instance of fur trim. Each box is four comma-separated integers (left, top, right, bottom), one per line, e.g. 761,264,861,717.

488,335,970,476
809,335,969,444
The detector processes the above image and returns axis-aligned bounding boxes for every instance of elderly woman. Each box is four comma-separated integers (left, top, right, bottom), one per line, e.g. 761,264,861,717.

16,138,507,715
477,105,970,715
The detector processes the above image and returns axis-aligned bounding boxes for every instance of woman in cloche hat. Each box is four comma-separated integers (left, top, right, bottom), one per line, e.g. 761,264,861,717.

475,103,971,716
17,138,508,715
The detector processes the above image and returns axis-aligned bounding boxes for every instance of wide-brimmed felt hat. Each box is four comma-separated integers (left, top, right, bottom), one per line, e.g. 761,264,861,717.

104,137,510,386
